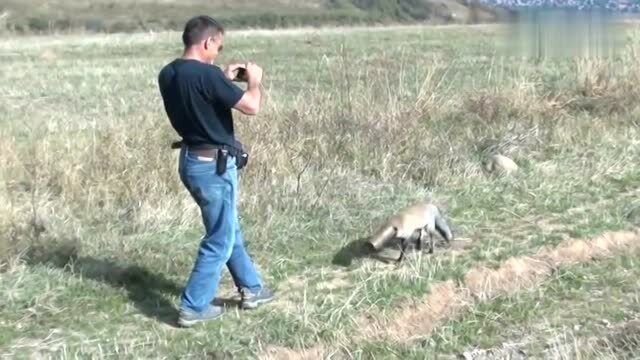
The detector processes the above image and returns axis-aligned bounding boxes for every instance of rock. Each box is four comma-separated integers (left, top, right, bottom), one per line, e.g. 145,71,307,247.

485,154,519,175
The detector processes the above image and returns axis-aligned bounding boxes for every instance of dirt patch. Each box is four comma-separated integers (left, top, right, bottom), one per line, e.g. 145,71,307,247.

460,343,528,360
357,280,472,344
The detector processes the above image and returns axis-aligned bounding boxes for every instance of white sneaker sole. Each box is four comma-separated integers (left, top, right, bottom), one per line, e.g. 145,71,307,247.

241,297,274,309
178,313,223,327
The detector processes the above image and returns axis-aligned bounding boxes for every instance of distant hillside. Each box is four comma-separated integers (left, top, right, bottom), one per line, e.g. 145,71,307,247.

0,0,509,35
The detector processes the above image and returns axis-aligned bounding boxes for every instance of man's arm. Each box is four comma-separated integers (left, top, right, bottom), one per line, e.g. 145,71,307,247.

233,81,261,116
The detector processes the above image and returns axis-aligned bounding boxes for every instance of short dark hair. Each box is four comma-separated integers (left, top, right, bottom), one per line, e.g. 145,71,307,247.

182,15,225,47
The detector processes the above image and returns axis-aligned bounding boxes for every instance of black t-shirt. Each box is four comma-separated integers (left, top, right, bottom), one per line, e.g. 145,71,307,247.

158,58,244,148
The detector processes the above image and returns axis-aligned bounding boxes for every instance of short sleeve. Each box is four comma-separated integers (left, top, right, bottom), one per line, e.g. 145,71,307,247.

203,66,245,109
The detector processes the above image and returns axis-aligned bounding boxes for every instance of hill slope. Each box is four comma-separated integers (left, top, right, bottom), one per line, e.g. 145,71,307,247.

0,0,506,34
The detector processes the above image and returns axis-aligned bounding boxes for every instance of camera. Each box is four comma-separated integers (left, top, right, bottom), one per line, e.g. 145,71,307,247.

234,67,249,82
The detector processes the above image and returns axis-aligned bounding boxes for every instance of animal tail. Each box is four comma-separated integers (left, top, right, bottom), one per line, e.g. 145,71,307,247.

434,210,454,242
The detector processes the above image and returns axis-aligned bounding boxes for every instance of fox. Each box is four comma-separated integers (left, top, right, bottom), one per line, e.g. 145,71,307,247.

367,201,454,263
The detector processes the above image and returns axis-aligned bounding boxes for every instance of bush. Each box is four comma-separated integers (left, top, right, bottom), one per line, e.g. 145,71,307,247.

27,16,49,32
84,19,106,33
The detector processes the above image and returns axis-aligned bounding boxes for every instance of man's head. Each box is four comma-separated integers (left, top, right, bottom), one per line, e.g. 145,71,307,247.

182,15,225,63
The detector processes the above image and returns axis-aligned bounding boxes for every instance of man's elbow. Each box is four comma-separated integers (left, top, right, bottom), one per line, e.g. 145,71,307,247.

237,103,259,115
234,95,260,115
245,102,260,115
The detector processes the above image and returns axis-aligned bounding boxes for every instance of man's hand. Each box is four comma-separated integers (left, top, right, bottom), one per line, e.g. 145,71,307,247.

245,62,263,86
223,63,245,81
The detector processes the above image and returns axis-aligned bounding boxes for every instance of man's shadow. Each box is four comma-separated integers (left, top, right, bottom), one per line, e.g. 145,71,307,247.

332,237,405,267
25,243,185,327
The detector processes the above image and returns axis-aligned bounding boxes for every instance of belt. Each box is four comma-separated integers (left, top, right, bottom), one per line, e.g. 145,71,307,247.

171,140,249,171
171,141,244,159
189,147,225,159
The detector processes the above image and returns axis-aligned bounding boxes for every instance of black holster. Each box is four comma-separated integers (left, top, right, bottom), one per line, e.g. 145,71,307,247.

226,139,249,172
216,149,228,175
235,149,249,170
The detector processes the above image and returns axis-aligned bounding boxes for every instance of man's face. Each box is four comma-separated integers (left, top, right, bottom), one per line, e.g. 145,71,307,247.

204,32,224,63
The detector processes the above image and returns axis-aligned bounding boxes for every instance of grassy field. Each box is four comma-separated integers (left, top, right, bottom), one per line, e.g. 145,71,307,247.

0,0,504,34
1,22,640,359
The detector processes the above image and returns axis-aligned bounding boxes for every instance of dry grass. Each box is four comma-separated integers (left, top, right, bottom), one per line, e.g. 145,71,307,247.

259,345,329,360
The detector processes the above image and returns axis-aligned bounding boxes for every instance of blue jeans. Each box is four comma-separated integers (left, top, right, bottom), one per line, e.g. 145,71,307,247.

178,146,263,313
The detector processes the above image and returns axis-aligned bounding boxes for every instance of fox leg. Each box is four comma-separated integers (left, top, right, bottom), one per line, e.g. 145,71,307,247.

430,232,435,254
398,230,424,263
416,228,423,252
397,237,408,263
424,227,434,254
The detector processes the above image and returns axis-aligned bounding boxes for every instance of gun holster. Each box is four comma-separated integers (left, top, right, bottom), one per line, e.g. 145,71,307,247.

216,149,228,175
236,151,249,170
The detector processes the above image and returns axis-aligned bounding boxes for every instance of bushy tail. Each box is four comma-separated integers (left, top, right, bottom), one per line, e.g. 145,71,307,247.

434,210,454,242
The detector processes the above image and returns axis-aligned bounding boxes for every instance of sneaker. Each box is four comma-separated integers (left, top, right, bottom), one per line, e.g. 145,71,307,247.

178,305,224,328
240,287,274,309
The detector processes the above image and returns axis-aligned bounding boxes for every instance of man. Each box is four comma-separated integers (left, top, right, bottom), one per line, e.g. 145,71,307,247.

157,15,273,327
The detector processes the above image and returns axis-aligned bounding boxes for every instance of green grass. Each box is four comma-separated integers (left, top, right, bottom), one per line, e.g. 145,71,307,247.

435,254,640,358
1,23,640,358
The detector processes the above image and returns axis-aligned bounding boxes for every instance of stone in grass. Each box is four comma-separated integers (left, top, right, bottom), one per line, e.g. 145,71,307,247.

484,154,519,175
